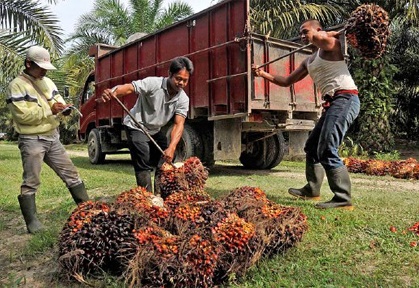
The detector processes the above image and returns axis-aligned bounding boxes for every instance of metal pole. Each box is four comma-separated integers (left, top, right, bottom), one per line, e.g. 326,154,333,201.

258,43,312,68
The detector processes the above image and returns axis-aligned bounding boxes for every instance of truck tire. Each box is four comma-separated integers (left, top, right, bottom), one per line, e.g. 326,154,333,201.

166,124,203,163
264,132,286,169
239,132,285,170
199,126,215,167
88,128,106,164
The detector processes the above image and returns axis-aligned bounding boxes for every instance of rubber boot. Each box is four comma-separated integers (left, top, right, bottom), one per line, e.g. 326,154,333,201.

69,182,89,204
18,194,44,234
135,170,153,192
315,165,353,210
288,163,324,200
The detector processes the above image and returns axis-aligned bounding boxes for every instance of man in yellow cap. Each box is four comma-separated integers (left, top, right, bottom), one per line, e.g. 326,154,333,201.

6,45,89,233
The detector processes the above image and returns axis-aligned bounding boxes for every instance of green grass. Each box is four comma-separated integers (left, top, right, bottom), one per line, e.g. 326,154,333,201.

0,142,418,287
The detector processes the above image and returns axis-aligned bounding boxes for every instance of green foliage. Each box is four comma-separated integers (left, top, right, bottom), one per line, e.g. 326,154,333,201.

388,18,419,139
351,54,398,154
373,150,401,161
338,137,367,158
249,0,346,39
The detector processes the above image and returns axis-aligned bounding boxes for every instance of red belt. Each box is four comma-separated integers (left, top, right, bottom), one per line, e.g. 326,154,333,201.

333,89,358,96
322,89,358,109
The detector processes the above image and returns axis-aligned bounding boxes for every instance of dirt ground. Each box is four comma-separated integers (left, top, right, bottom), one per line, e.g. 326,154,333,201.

1,141,419,287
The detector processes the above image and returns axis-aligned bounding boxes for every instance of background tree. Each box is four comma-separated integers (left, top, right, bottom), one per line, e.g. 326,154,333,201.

0,0,64,136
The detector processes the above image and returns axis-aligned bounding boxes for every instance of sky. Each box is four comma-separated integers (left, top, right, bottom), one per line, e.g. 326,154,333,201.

45,0,216,39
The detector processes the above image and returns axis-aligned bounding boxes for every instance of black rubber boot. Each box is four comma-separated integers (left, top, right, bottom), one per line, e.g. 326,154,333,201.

135,170,153,192
18,194,44,234
315,165,354,210
69,182,89,204
288,163,324,200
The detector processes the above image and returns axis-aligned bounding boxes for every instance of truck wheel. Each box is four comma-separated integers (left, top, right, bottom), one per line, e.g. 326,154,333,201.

239,132,285,170
264,132,286,169
239,133,266,169
199,126,215,167
166,124,203,163
88,128,106,164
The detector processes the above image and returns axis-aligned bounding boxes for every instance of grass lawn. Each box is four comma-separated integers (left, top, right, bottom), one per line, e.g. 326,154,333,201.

0,142,418,287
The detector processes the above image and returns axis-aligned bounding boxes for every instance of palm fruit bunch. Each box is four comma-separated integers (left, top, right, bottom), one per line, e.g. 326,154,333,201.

183,156,209,192
220,187,308,258
114,186,170,226
211,213,257,280
164,190,212,211
130,225,181,287
259,205,308,256
158,162,189,198
169,199,228,238
171,234,219,288
60,201,111,235
58,209,138,277
345,4,390,59
157,157,209,199
221,186,268,215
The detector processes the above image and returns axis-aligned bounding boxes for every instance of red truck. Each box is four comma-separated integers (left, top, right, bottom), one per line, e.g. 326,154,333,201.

78,0,322,169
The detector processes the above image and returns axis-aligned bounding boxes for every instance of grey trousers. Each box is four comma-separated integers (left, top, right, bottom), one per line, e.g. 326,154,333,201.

18,137,82,196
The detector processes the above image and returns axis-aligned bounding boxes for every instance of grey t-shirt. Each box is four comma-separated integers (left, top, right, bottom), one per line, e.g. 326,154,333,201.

123,76,189,135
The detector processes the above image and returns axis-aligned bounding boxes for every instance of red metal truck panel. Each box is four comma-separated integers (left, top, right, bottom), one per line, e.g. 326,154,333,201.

83,0,319,134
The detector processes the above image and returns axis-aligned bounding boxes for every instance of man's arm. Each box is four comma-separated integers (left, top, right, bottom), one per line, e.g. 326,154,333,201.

165,115,186,163
100,83,135,102
311,30,342,52
252,58,309,87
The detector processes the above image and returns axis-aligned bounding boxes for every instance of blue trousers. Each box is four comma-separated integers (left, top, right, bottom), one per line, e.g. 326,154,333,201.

304,93,360,170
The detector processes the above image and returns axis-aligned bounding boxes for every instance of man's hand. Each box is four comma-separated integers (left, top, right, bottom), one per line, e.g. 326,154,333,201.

100,88,116,103
252,64,263,77
51,103,66,115
163,146,176,164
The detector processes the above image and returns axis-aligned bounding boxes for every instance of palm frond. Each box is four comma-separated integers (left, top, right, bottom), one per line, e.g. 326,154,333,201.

0,0,64,54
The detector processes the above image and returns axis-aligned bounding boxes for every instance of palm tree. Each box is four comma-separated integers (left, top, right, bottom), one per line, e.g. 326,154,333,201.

0,0,64,85
249,0,346,39
0,0,64,134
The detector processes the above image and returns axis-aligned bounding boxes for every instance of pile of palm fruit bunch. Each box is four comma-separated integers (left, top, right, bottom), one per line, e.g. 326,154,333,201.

58,157,308,287
344,157,419,179
345,4,390,59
